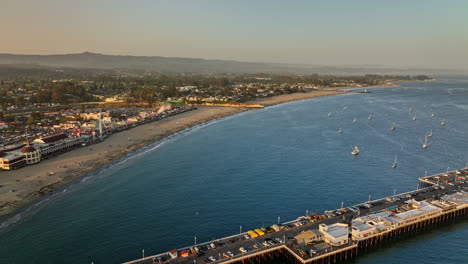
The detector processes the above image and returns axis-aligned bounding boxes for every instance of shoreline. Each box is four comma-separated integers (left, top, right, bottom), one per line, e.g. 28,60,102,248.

0,86,380,217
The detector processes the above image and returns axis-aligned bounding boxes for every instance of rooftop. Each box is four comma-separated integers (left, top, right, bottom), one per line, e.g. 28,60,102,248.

321,223,349,238
395,201,442,220
35,133,68,144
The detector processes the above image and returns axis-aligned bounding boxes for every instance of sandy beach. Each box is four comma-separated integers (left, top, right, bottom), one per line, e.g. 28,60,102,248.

0,89,349,216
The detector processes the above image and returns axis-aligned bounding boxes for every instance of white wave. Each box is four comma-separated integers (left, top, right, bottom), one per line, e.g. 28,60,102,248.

453,104,468,111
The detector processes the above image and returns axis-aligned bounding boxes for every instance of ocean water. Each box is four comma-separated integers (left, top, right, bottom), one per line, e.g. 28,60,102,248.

0,79,467,264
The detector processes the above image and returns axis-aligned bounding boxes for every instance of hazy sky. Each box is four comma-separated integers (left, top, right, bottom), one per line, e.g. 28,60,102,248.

1,0,467,69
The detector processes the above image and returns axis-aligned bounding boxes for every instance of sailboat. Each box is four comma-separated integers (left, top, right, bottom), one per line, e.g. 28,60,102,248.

351,146,360,155
412,115,417,121
338,128,343,134
441,119,446,126
392,155,398,168
428,130,433,137
422,135,429,149
391,123,397,130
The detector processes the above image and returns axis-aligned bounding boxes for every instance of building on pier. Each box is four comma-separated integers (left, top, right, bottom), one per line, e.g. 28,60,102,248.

393,200,442,225
319,223,349,246
295,230,323,245
441,191,468,205
351,211,395,240
351,221,377,240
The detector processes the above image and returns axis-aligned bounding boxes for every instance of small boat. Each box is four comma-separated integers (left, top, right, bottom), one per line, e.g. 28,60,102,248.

343,106,349,110
391,123,396,130
351,146,360,155
392,155,398,168
412,115,417,121
338,128,343,134
431,113,435,118
441,119,446,126
428,130,433,137
364,89,368,93
409,107,413,111
328,112,333,117
353,117,357,123
422,135,429,149
368,115,373,120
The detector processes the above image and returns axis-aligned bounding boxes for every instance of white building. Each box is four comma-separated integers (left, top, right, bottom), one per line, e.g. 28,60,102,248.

351,220,377,240
19,144,41,164
319,223,349,246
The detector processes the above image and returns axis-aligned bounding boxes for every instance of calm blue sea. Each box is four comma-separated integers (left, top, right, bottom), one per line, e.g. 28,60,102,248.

0,79,467,264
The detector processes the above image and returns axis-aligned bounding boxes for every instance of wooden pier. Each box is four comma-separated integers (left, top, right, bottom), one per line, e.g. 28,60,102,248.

224,204,468,264
122,169,468,264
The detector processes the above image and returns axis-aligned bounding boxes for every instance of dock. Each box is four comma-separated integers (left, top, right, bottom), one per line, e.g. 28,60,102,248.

123,168,468,264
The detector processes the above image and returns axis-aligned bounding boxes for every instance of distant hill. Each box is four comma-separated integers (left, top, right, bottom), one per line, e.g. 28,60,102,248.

0,52,282,73
0,52,463,75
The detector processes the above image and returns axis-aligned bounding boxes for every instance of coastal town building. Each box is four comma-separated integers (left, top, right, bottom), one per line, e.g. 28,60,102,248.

0,153,26,170
19,144,41,164
33,133,84,157
0,105,195,173
318,223,349,246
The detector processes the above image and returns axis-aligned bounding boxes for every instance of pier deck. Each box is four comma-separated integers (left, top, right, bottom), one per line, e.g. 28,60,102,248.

123,169,468,264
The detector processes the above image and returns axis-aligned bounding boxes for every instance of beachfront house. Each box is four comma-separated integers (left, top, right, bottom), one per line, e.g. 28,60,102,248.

0,153,26,170
33,133,84,158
